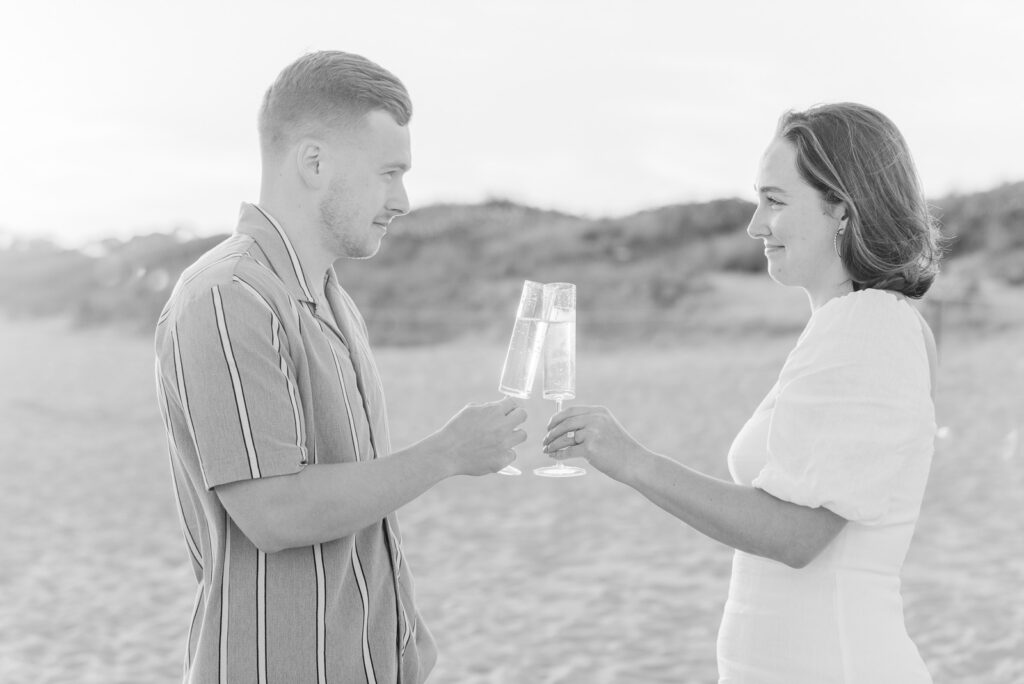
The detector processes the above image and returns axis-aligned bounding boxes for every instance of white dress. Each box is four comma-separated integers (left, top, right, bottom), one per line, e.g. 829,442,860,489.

718,289,935,683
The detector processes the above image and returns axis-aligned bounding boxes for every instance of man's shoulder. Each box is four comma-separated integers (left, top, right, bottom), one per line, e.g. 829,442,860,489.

163,234,252,309
157,234,293,329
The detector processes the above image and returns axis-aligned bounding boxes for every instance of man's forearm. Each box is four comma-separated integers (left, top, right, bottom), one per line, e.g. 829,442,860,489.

218,431,455,553
288,438,452,545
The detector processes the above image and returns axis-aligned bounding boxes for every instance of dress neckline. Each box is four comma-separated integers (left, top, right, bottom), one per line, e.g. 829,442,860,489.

814,288,911,319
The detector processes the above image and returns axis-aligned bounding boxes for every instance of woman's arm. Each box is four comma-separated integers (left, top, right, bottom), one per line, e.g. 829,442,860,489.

622,448,845,568
544,407,846,568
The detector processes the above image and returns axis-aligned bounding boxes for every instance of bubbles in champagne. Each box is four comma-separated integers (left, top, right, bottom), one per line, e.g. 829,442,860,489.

499,317,548,398
543,306,576,401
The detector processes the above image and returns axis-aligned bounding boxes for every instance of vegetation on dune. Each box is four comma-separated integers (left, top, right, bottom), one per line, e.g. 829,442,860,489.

0,183,1021,344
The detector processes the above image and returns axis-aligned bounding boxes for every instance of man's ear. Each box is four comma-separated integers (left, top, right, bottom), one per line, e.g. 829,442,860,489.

296,139,326,189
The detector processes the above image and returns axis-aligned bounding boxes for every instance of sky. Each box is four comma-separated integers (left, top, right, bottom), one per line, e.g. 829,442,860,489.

2,0,1022,246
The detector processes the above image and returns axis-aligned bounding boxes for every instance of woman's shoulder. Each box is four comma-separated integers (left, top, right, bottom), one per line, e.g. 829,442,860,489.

780,287,934,412
785,288,930,380
807,288,920,342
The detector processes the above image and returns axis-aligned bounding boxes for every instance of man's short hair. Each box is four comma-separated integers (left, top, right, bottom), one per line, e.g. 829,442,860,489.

258,51,412,157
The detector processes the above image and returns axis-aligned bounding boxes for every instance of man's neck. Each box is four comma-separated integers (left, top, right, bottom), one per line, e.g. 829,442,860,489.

256,194,334,299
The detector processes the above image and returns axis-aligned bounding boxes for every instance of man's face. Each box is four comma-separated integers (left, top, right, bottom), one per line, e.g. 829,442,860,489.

318,109,411,260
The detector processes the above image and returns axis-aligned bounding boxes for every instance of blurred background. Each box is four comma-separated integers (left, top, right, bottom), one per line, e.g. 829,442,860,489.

1,1,1022,683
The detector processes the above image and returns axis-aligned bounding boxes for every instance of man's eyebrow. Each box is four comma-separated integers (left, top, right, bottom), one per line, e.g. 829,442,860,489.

384,162,411,172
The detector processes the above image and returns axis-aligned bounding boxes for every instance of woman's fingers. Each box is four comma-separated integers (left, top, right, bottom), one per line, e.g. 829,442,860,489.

544,433,580,454
543,416,589,447
545,443,582,460
545,405,602,430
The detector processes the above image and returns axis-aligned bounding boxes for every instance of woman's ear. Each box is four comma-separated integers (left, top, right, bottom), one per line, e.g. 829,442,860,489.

833,202,850,230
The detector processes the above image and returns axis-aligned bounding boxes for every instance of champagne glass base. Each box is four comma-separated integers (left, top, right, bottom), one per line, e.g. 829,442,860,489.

498,465,522,476
533,464,586,478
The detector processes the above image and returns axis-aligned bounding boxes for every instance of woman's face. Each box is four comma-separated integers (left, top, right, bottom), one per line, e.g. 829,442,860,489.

747,137,850,305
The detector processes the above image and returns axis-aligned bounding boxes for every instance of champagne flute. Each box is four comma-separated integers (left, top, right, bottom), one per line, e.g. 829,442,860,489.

534,282,585,478
496,280,549,476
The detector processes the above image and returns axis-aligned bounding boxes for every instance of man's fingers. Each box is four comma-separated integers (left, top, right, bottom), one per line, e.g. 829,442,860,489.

496,396,519,415
505,429,527,448
502,407,528,426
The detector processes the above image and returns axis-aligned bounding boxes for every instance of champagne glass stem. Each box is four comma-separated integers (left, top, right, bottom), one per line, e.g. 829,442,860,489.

534,396,585,477
552,398,569,455
553,398,570,454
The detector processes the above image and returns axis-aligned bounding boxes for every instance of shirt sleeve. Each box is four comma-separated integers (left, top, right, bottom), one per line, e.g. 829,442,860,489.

171,281,308,490
752,292,935,524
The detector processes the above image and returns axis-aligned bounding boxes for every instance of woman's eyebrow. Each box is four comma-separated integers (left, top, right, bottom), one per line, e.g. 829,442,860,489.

755,184,788,195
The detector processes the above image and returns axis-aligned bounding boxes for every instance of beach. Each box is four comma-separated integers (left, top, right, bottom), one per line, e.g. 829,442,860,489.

0,317,1021,683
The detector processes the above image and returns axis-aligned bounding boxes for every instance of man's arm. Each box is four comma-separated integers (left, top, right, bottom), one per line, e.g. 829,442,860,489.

217,398,526,553
169,281,526,553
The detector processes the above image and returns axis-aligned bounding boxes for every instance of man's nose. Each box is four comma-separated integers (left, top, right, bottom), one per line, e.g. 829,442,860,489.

389,180,410,217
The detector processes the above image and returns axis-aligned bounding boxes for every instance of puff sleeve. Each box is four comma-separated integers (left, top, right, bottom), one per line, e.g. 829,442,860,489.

752,290,935,525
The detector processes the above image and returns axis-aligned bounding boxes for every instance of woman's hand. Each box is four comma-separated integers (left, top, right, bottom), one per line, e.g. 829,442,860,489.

542,405,649,482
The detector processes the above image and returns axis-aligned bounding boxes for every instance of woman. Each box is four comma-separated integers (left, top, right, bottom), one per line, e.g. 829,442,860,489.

544,102,941,683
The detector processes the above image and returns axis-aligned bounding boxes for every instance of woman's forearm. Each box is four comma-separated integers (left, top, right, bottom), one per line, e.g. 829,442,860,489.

619,448,845,568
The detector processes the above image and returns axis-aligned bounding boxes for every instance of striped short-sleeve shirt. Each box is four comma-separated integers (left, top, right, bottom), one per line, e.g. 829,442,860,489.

154,203,436,684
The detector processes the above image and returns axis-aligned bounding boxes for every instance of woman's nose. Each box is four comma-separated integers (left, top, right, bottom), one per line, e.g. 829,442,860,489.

746,208,770,240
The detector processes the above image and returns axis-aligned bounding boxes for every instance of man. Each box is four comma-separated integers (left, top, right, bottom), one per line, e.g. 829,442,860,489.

154,51,526,683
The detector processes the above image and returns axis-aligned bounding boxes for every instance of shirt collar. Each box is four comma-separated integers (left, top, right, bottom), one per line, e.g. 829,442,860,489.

235,203,320,304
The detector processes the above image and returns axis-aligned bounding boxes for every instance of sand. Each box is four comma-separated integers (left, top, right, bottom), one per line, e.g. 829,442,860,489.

0,317,1021,683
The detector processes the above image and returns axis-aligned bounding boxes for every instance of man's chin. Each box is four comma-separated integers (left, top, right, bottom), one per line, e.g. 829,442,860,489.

341,242,382,260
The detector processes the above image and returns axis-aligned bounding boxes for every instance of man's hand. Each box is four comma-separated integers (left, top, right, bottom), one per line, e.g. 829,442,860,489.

435,396,527,476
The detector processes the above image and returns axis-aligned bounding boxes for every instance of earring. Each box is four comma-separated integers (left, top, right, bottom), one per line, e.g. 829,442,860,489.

834,230,845,259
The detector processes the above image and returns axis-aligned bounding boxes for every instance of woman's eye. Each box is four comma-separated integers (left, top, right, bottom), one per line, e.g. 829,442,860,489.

766,196,784,207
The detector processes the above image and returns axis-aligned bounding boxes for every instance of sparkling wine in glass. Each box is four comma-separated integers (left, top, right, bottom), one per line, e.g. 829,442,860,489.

534,282,585,478
496,280,549,476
